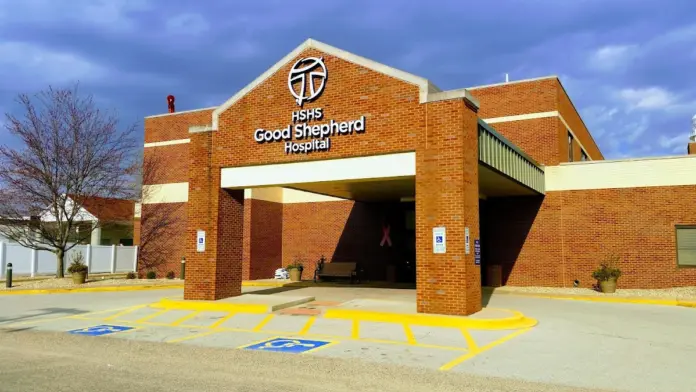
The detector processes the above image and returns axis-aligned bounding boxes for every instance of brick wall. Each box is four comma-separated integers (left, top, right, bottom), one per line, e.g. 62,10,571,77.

141,110,214,279
138,202,187,278
482,186,696,289
688,142,696,155
144,109,215,143
178,47,482,314
416,98,481,315
244,199,283,280
470,78,604,165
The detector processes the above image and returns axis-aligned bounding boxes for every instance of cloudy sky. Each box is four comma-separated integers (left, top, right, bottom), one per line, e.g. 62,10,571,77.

1,0,695,159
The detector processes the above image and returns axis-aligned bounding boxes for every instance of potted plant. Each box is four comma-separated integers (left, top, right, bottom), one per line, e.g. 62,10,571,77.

67,251,88,284
591,254,622,293
286,260,305,282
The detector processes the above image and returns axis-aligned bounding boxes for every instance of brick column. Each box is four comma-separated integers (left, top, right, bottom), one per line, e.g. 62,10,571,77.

415,98,481,316
185,129,244,300
688,142,696,155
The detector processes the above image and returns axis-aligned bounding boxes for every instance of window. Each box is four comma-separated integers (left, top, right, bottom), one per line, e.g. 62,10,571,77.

580,150,588,161
676,226,696,266
568,132,574,162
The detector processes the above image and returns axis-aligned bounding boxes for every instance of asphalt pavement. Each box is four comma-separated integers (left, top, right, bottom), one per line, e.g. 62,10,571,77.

0,329,610,392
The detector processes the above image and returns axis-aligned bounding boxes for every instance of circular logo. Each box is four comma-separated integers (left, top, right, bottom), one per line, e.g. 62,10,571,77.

288,56,327,107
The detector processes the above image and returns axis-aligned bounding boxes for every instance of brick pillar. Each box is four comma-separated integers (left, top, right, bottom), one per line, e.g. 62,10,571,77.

185,130,243,300
416,98,481,316
688,142,696,155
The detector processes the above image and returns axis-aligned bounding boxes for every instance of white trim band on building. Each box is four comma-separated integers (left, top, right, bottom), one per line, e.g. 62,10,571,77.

144,139,191,148
482,111,590,160
221,152,416,189
142,182,189,203
545,155,696,191
243,187,346,203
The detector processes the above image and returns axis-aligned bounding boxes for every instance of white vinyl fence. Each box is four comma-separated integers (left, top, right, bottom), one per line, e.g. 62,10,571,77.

0,242,137,278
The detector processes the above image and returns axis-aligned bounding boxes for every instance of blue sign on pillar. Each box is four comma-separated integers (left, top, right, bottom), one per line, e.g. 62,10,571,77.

474,239,481,266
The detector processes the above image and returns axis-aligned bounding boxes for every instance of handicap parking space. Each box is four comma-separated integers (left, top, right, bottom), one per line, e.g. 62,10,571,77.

0,301,535,372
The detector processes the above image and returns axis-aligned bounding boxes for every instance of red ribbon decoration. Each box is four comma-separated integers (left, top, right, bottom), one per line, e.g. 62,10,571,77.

380,224,392,247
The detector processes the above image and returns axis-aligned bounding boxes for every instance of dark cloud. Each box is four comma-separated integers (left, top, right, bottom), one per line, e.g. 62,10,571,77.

0,0,695,158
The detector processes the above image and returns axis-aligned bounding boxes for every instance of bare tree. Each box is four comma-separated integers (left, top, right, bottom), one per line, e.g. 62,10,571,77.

0,85,138,277
133,150,184,273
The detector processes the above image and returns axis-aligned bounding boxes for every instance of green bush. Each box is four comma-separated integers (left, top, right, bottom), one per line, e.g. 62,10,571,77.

166,271,175,279
126,271,136,279
591,254,622,282
286,262,304,271
146,271,156,279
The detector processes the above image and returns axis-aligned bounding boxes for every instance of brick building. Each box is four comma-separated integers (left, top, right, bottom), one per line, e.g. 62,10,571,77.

137,39,696,316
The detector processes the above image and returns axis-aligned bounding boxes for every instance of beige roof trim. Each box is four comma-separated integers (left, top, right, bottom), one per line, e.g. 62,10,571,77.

209,38,480,130
467,75,559,90
145,106,218,119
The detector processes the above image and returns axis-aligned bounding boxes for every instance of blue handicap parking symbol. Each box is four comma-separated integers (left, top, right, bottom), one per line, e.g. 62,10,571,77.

243,338,332,354
436,236,443,243
68,325,134,336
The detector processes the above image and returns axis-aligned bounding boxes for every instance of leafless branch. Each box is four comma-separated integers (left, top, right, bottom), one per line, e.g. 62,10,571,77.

0,83,138,277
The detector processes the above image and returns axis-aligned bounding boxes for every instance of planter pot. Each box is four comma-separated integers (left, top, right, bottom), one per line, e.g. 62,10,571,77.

289,268,302,282
599,278,617,293
71,271,87,285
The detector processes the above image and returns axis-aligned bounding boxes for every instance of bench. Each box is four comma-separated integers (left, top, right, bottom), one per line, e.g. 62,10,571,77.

315,262,358,284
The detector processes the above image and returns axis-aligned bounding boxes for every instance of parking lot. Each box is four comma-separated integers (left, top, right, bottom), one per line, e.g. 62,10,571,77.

1,287,695,391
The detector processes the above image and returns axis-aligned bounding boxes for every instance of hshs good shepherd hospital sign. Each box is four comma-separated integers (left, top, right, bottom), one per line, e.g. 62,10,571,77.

253,57,367,155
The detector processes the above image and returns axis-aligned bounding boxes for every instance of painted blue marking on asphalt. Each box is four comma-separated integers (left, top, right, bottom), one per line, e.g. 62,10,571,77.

68,325,134,336
244,337,332,354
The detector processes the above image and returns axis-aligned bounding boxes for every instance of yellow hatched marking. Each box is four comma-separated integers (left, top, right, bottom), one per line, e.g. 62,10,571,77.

439,328,532,371
135,309,170,323
252,314,275,332
170,311,201,326
209,312,236,329
403,323,417,345
166,330,220,344
351,319,360,339
298,317,316,335
460,328,479,352
103,305,147,321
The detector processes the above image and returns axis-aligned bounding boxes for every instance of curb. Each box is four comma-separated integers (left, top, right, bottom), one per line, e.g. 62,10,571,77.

491,289,696,308
323,308,538,330
0,284,184,295
242,281,291,288
151,296,315,314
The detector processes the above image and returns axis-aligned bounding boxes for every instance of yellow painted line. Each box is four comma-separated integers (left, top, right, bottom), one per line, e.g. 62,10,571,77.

103,305,148,321
678,301,696,308
357,337,466,352
439,328,532,371
170,311,201,326
324,309,537,330
242,281,291,287
151,298,269,314
135,308,170,323
0,284,184,296
252,314,275,332
60,316,470,352
166,330,220,344
403,323,417,345
209,312,237,329
351,319,360,339
460,328,479,352
298,317,316,335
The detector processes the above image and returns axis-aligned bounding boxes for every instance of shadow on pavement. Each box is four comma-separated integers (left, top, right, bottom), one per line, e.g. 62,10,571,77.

0,307,85,325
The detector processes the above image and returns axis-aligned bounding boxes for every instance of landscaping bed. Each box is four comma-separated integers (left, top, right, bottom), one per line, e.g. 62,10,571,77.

493,285,696,301
0,277,181,291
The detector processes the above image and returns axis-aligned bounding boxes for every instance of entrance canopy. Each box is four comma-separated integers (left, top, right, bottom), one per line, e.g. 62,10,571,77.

220,124,545,200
